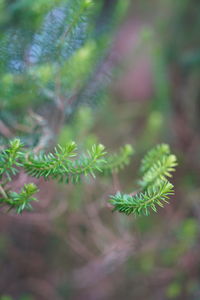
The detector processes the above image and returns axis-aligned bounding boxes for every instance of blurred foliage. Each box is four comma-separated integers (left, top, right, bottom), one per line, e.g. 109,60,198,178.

0,0,200,299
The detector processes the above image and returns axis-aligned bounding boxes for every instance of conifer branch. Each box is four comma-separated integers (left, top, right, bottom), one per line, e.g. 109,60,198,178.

0,139,177,216
24,143,106,183
109,144,177,216
110,180,174,216
0,139,107,213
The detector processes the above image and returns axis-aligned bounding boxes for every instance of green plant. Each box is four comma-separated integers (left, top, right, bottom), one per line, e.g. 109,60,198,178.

110,144,177,216
0,139,177,215
0,138,133,213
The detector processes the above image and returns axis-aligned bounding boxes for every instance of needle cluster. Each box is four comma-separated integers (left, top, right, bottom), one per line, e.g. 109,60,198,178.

110,144,177,216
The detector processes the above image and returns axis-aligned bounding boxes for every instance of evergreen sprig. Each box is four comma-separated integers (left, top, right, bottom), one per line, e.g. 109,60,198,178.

110,180,174,216
109,144,177,216
0,139,109,213
0,139,177,216
24,143,106,183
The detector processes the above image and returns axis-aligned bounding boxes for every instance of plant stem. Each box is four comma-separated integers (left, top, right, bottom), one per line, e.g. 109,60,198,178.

0,184,8,199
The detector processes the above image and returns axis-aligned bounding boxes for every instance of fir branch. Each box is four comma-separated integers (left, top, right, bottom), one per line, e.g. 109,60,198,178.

109,144,177,217
0,140,177,216
110,180,174,216
24,143,106,183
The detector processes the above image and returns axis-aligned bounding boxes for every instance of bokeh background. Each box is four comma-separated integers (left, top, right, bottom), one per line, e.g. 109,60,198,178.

0,0,200,299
